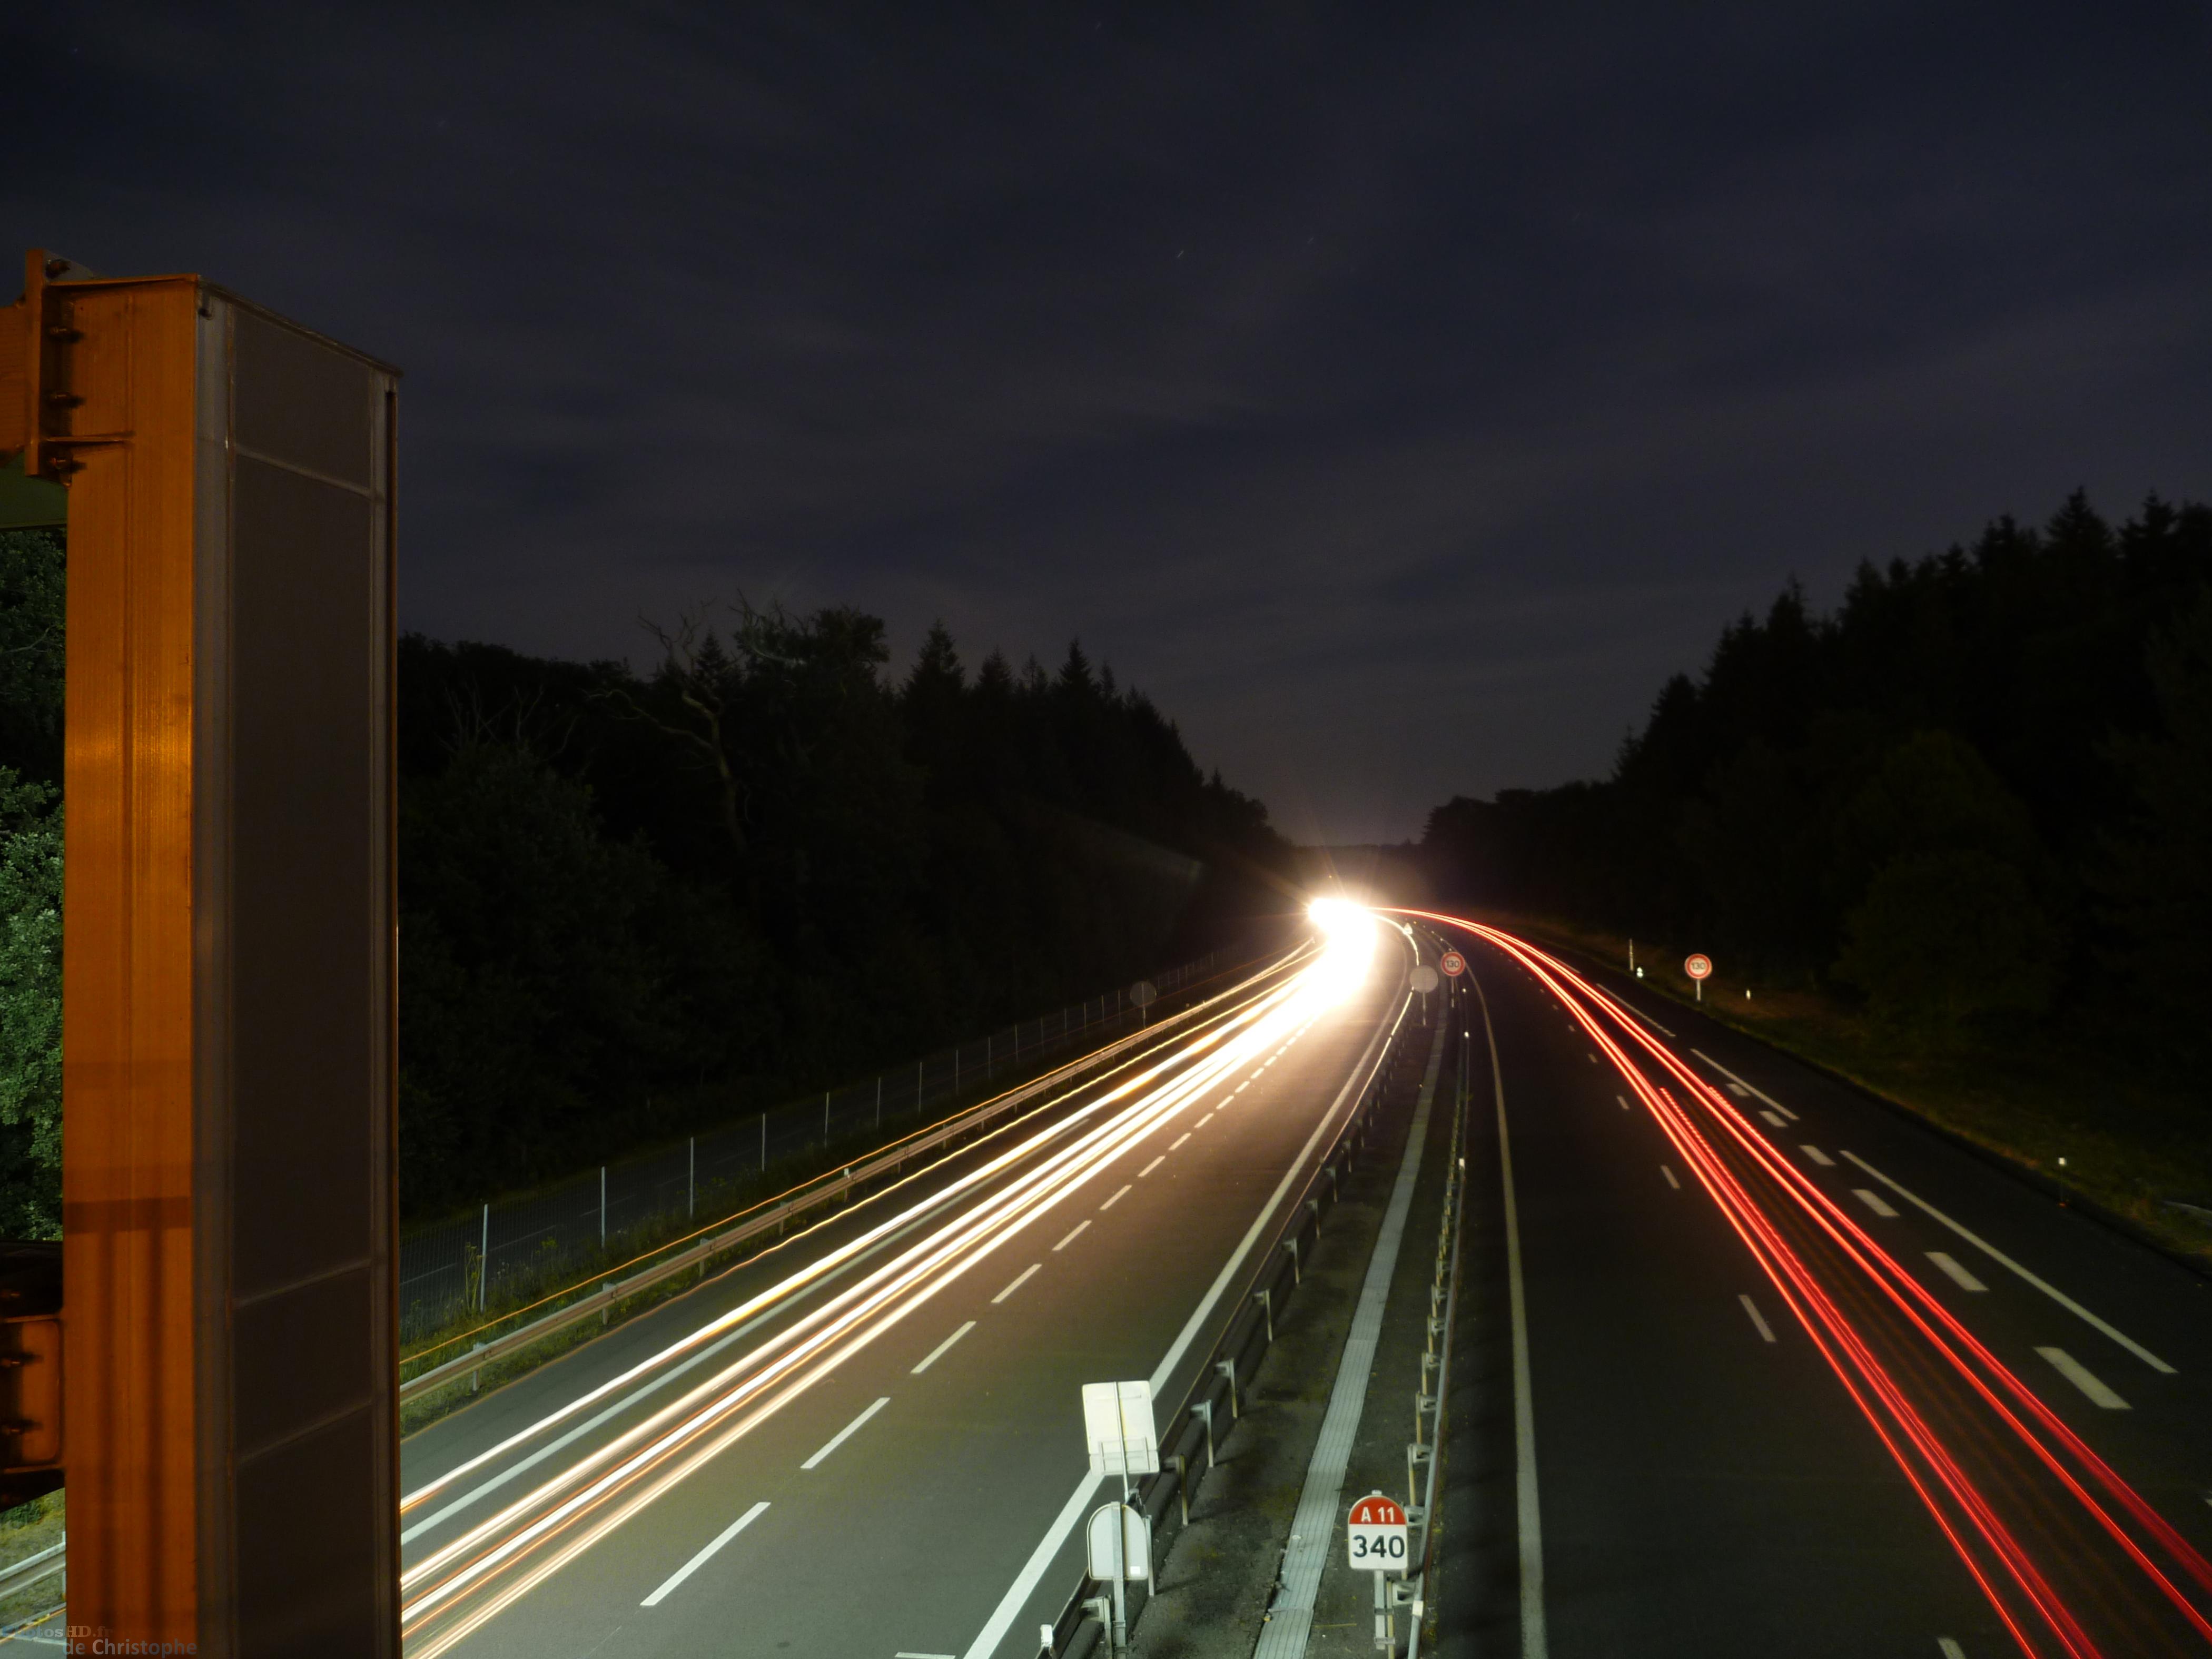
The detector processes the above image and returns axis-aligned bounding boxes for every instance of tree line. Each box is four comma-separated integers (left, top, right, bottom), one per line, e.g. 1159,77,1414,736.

0,539,1294,1227
1420,491,2212,1057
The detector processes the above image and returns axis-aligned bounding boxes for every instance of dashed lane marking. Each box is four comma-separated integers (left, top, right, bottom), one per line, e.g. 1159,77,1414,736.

1139,1155,1166,1177
640,1500,770,1606
1740,1295,1777,1342
991,1264,1042,1305
1053,1220,1091,1252
1660,1166,1680,1190
2037,1347,2129,1410
1853,1189,1899,1218
1800,1145,1834,1166
1927,1252,1986,1292
1100,1183,1131,1210
911,1322,976,1375
802,1398,890,1469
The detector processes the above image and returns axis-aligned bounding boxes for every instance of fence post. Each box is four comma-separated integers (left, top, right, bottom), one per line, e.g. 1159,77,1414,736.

760,1111,767,1173
986,1033,992,1079
479,1203,489,1312
876,1075,882,1131
599,1166,606,1250
688,1137,695,1219
916,1058,924,1113
823,1090,830,1146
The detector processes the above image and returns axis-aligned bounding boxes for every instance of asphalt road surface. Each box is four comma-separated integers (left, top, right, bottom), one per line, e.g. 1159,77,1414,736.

1418,910,2212,1659
397,919,1409,1658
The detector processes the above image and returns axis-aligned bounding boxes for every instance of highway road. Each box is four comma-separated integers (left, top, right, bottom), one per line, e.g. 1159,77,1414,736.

396,912,1408,1658
394,902,2212,1659
1416,910,2212,1658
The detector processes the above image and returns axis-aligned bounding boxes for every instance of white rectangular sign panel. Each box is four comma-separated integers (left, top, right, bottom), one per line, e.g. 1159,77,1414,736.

1084,1502,1150,1582
1082,1379,1159,1477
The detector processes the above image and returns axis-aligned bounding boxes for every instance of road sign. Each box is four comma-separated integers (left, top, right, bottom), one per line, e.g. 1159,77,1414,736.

1082,1380,1160,1477
1684,954,1712,981
1130,980,1158,1008
1085,1502,1150,1581
1409,966,1439,994
1347,1490,1409,1573
1438,950,1466,977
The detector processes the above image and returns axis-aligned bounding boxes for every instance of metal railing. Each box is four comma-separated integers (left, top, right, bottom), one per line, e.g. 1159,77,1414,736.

1402,1001,1472,1658
1040,983,1428,1657
399,945,1252,1346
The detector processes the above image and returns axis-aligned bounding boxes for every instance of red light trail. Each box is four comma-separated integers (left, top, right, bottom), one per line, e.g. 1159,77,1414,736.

1399,910,2212,1657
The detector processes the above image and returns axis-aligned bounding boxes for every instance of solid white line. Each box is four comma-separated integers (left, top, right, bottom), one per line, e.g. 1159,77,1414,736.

991,1264,1041,1305
1840,1151,2176,1374
911,1321,976,1375
1660,1166,1680,1190
1740,1295,1776,1343
801,1397,889,1469
1474,973,1548,1658
1052,1221,1091,1252
2037,1347,2129,1410
1926,1252,1987,1292
1692,1050,1796,1120
1099,1184,1131,1210
1139,1155,1166,1177
895,1653,956,1658
1170,1133,1191,1150
1852,1188,1899,1218
1799,1145,1834,1167
959,982,1408,1659
1759,1110,1788,1128
639,1500,768,1605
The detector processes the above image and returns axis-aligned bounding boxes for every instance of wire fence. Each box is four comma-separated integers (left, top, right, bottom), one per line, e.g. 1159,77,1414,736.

397,947,1237,1342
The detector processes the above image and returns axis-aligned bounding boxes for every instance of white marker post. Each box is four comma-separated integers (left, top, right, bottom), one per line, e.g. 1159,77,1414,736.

1348,1490,1409,1651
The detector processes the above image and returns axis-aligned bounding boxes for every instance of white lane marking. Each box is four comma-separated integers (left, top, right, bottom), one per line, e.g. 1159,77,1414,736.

1800,1145,1834,1167
1475,974,1549,1659
1692,1050,1796,1120
1586,1053,1598,1064
991,1263,1042,1305
1139,1155,1166,1177
1853,1189,1899,1218
1725,1082,1751,1098
1840,1151,2177,1374
1759,1110,1788,1128
2037,1347,2129,1410
1236,1082,1251,1093
1100,1184,1131,1210
1053,1220,1091,1252
1615,1094,1632,1111
1939,1641,1967,1659
1927,1252,1987,1292
960,982,1403,1659
802,1397,890,1469
896,1653,956,1658
1170,1133,1192,1150
640,1498,769,1605
1660,1166,1680,1190
1740,1295,1777,1343
911,1321,976,1375
1197,1113,1214,1128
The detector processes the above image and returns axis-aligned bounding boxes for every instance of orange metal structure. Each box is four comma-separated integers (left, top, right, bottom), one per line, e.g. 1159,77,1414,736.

2,251,400,1655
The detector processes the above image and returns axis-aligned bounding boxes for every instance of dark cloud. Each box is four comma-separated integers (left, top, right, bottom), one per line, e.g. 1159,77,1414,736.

13,3,2212,841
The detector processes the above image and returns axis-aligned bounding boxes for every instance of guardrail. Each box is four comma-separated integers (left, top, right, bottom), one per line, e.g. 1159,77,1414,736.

400,946,1309,1405
1039,982,1429,1658
1402,1003,1471,1657
0,1536,65,1603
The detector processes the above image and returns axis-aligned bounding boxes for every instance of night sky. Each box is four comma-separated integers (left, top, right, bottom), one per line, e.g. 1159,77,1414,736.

14,5,2212,843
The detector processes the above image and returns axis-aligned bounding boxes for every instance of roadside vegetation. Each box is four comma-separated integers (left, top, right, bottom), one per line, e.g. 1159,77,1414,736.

1419,491,2212,1268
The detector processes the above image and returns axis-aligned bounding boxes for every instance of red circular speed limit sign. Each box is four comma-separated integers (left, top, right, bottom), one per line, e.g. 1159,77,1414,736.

1438,950,1466,977
1684,954,1712,981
